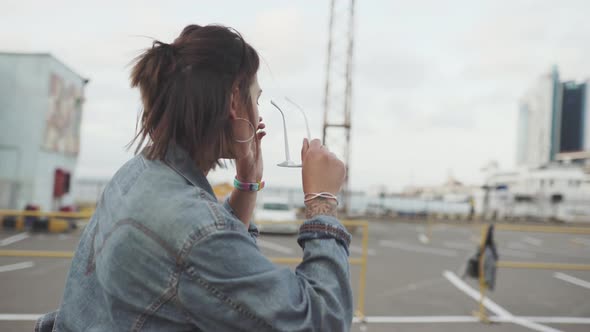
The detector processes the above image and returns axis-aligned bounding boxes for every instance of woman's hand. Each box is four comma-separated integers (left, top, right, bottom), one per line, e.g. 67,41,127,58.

235,116,266,183
301,138,345,195
301,138,345,219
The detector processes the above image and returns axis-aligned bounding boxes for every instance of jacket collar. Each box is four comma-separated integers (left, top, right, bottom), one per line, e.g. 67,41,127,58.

161,144,216,198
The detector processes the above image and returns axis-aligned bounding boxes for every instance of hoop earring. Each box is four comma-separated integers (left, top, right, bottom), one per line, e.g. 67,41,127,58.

234,117,255,143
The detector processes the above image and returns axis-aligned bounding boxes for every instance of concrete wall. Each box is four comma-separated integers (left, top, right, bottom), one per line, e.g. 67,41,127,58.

0,53,85,210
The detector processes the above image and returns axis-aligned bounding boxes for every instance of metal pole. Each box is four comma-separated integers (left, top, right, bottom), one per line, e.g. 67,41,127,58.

475,225,490,323
356,222,369,321
322,0,335,144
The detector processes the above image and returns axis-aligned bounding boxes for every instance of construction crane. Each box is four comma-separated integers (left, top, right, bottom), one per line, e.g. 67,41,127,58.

322,0,356,215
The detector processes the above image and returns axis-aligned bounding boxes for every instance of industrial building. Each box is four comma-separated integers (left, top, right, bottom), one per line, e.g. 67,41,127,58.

0,53,87,211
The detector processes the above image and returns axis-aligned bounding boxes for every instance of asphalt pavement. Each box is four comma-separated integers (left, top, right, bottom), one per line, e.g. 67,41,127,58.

1,220,589,332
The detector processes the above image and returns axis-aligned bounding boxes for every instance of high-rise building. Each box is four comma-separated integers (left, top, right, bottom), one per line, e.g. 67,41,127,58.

559,81,586,152
517,67,589,167
516,66,561,167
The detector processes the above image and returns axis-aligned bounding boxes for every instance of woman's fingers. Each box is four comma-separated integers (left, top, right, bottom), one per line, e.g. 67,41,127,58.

256,131,266,140
301,138,310,162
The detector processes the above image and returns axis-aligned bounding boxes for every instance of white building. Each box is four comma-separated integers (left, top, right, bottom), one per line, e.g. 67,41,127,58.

0,53,87,210
482,166,590,223
517,66,590,168
516,66,560,167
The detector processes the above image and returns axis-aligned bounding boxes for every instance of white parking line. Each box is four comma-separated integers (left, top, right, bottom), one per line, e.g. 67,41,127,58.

572,237,590,246
443,270,562,332
523,236,543,247
353,315,589,324
443,241,535,258
519,316,590,324
2,313,589,325
349,245,376,256
554,272,590,290
501,249,536,259
443,270,511,318
0,261,34,273
379,240,457,257
0,232,29,246
508,241,588,259
443,241,475,250
508,241,528,250
0,314,42,321
353,316,479,323
256,239,295,255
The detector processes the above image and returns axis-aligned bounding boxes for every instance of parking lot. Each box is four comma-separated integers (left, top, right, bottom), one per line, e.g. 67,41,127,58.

1,220,589,332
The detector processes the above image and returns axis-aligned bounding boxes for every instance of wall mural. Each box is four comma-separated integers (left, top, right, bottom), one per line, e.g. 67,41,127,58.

43,73,83,155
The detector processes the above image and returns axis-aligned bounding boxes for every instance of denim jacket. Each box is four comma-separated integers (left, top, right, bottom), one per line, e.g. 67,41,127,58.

37,145,353,332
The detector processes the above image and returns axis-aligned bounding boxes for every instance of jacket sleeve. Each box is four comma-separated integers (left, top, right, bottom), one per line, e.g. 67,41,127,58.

222,197,259,241
176,214,353,332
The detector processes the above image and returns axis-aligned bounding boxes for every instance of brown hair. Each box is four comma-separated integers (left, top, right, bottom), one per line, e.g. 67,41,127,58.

129,24,260,171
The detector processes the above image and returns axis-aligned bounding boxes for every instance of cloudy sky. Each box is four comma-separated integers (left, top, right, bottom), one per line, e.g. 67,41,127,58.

2,0,590,192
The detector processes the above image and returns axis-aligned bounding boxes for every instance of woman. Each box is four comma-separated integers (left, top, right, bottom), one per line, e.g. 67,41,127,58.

37,24,352,332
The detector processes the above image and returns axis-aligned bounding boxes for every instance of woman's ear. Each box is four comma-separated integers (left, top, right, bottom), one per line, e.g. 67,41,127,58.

229,86,240,120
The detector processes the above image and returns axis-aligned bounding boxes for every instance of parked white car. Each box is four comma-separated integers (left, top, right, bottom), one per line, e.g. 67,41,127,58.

255,200,299,234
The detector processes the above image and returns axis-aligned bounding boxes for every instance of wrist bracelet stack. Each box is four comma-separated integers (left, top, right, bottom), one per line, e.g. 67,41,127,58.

234,177,265,192
304,192,339,206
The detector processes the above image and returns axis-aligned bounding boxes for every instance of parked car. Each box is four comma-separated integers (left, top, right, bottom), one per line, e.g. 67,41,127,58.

255,200,299,234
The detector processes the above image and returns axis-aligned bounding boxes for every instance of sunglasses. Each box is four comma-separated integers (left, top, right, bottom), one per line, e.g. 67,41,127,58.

269,98,311,168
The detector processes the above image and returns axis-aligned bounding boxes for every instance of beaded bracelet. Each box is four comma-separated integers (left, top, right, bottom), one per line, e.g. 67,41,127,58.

234,177,265,192
304,192,339,206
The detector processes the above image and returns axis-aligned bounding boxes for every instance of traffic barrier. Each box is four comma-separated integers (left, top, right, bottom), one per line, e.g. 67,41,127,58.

0,210,92,233
471,223,590,323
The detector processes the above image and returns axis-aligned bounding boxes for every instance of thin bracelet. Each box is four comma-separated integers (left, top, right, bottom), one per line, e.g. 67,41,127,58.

304,192,339,206
234,177,265,192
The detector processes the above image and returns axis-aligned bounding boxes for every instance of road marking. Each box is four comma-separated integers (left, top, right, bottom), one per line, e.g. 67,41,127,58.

443,270,562,332
349,245,376,256
432,224,449,231
353,316,479,323
442,242,535,258
2,313,588,325
351,315,590,324
523,236,542,247
418,233,429,244
378,277,446,297
379,240,457,257
510,317,563,332
0,233,29,246
0,261,34,273
554,272,590,290
519,316,590,324
443,241,475,250
508,241,588,259
29,259,71,276
571,237,590,246
501,249,536,259
0,314,42,321
443,270,511,318
256,239,295,255
508,241,528,250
